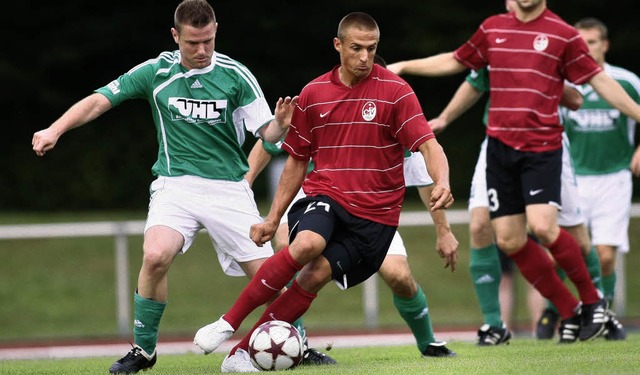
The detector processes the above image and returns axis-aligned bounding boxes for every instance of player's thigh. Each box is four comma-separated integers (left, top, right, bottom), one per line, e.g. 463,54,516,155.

492,213,528,253
145,177,203,254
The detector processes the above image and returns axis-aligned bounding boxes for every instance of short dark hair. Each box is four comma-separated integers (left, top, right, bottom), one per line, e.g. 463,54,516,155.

337,12,379,41
574,17,608,40
174,0,216,32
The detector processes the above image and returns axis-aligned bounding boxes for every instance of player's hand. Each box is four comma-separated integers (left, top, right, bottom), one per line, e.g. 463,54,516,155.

32,128,60,156
435,231,458,272
427,117,448,135
274,96,299,130
429,184,453,211
250,219,279,247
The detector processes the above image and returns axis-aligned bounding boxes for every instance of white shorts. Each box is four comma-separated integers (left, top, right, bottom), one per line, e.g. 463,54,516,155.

468,135,585,227
145,175,274,276
576,170,632,253
386,231,407,256
403,152,433,187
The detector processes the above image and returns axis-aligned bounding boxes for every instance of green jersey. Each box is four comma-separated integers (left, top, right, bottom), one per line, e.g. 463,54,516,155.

465,67,490,126
561,63,640,175
96,51,274,181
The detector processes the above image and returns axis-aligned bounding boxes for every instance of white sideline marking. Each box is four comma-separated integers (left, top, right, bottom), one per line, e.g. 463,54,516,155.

0,331,476,360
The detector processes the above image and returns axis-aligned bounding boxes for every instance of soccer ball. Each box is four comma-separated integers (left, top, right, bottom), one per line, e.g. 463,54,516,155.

248,320,304,371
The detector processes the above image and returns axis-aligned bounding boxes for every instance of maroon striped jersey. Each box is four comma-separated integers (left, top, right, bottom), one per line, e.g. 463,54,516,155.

454,8,601,152
283,64,434,225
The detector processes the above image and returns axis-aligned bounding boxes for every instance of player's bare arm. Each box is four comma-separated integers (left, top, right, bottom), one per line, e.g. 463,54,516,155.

419,185,459,272
32,93,112,156
631,146,640,177
589,71,640,125
387,52,466,77
260,96,299,143
250,156,308,246
417,139,453,211
428,81,484,134
245,139,273,187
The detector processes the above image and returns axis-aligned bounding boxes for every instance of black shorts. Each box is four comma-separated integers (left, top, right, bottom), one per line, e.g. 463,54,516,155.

486,136,562,219
287,195,397,290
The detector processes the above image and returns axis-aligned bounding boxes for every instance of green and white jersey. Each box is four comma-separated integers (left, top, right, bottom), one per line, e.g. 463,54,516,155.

96,51,274,181
465,67,490,126
561,63,640,175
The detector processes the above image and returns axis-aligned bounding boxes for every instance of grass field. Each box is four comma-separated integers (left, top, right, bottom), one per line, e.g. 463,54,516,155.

0,207,639,345
2,334,639,374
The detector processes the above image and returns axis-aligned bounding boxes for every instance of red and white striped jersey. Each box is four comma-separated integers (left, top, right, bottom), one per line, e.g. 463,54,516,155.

454,8,601,152
283,64,434,225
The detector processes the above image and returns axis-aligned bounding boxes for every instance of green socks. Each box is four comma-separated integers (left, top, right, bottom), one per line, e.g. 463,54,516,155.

133,292,166,355
584,246,604,293
469,244,503,327
393,286,434,353
602,272,617,305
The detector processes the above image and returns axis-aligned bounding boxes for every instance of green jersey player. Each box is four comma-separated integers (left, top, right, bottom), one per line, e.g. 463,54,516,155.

32,1,298,373
561,18,640,340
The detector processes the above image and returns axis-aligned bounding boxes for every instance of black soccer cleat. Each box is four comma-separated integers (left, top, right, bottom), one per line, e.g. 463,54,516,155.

109,344,157,374
604,311,627,341
422,341,457,357
476,323,511,346
579,298,608,341
536,308,560,340
301,348,337,365
558,315,580,344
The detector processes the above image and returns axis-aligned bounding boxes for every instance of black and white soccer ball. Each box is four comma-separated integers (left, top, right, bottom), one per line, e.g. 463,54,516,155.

248,320,304,371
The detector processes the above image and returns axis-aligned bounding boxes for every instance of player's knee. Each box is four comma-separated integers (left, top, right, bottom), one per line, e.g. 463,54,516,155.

141,247,174,272
382,270,414,295
597,250,616,274
469,218,494,247
527,223,558,246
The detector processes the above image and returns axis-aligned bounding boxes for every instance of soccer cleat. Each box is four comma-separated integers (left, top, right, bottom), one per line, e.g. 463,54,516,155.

422,341,457,357
221,348,259,373
603,311,627,341
109,344,157,374
476,323,512,346
536,308,560,340
193,316,235,354
301,348,338,365
558,315,580,344
579,298,608,341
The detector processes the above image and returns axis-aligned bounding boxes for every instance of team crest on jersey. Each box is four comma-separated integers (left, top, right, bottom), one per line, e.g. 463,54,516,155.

362,101,376,121
533,34,549,52
168,97,227,125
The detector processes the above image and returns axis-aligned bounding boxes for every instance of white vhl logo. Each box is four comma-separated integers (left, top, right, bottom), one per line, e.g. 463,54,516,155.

168,97,227,124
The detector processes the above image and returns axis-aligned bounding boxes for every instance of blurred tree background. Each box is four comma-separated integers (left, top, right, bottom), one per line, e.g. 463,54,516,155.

4,0,639,211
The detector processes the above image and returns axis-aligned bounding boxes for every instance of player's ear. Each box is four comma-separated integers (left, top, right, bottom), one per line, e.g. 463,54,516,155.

171,28,180,44
333,37,341,53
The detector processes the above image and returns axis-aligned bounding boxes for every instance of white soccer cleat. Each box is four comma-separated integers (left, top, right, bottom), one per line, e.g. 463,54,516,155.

221,348,259,373
193,316,235,354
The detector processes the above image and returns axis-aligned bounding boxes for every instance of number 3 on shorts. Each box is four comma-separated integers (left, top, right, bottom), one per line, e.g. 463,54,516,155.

487,188,500,212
